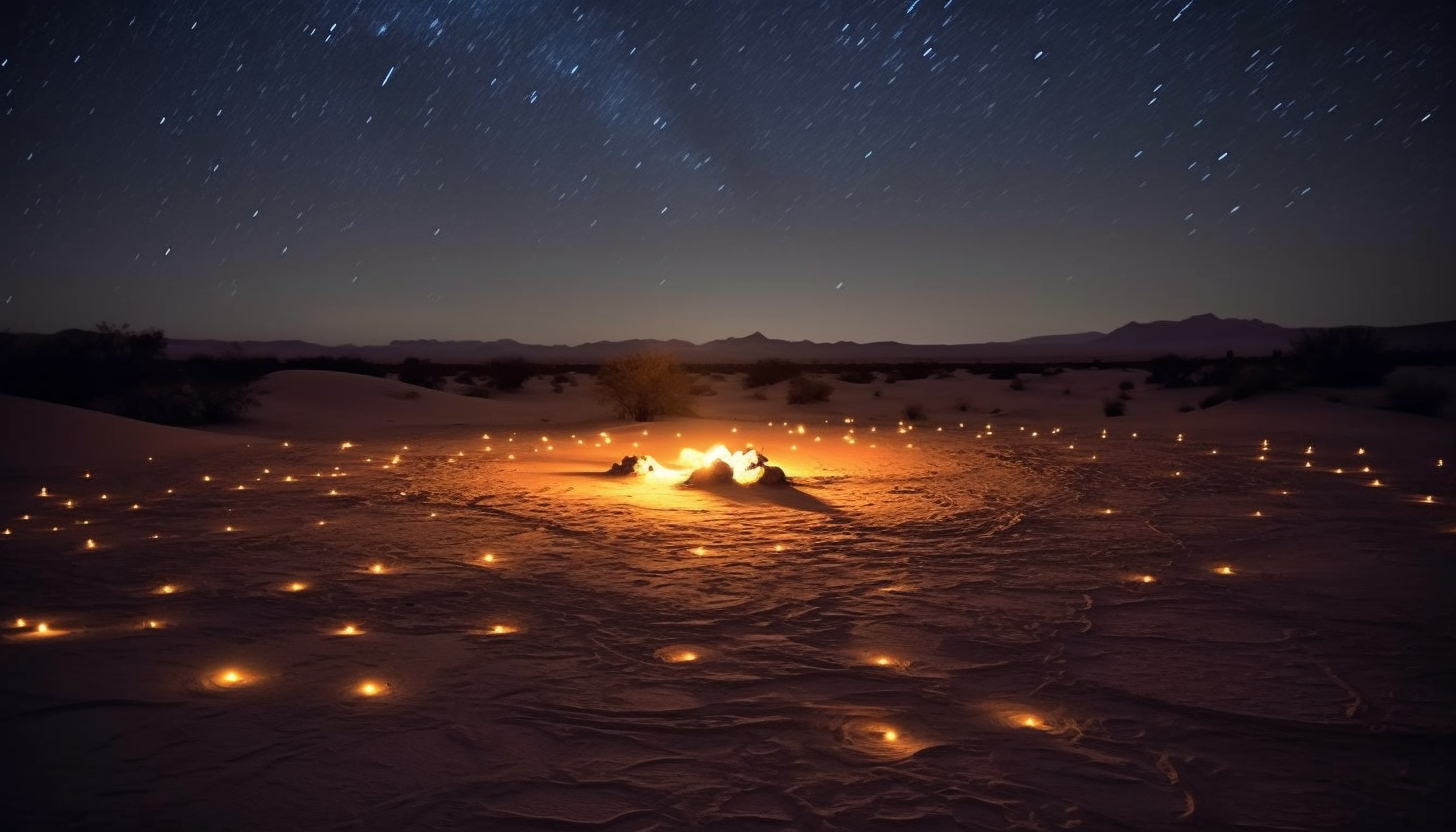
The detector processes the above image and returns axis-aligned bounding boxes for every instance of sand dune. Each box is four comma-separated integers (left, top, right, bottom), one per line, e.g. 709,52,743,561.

2,370,1453,830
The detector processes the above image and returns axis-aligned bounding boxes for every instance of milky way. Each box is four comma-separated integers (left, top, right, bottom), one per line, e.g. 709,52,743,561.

2,1,1450,343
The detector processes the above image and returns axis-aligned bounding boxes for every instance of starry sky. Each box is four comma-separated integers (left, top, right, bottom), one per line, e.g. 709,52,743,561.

2,1,1451,346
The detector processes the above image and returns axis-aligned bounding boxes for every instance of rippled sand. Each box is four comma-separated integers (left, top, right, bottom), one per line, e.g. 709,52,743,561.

2,373,1453,830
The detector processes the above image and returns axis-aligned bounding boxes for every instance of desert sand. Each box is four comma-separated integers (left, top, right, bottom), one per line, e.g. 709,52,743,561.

2,368,1453,830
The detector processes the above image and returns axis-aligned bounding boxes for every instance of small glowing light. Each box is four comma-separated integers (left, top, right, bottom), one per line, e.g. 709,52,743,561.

678,651,697,662
358,681,385,696
85,538,97,550
36,622,50,633
691,546,707,556
1423,495,1435,504
339,624,361,635
202,475,211,482
1136,574,1155,583
481,553,495,563
1021,716,1041,728
1253,510,1263,517
874,657,891,666
369,563,384,574
1371,479,1382,487
14,618,26,628
773,544,784,552
883,730,899,741
1102,508,1113,515
487,624,515,635
39,487,49,497
1357,447,1366,455
1214,566,1235,575
287,582,306,592
145,620,161,629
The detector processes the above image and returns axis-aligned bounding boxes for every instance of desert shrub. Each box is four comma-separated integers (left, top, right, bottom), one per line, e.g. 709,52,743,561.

935,369,956,380
1145,354,1197,388
887,362,937,382
1063,387,1072,395
1385,377,1449,416
1103,398,1126,417
744,358,801,388
0,324,261,425
1118,379,1135,391
1008,378,1026,391
955,399,970,412
1225,364,1289,400
903,403,927,421
988,367,1019,381
1118,390,1132,400
454,370,477,385
1178,403,1195,413
1199,391,1228,409
482,356,534,392
837,369,877,384
872,388,883,398
398,357,443,389
786,376,833,405
1290,326,1390,387
595,351,696,422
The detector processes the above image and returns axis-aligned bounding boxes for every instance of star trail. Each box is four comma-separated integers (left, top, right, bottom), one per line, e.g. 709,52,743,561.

1,1,1451,344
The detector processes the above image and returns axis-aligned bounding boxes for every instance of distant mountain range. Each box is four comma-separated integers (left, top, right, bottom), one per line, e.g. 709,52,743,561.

165,315,1456,364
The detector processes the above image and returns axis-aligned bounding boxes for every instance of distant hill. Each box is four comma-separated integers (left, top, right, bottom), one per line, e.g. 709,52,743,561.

162,316,1456,364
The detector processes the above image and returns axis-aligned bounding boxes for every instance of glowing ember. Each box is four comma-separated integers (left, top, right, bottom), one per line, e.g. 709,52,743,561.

84,539,97,550
286,582,307,592
339,624,361,635
36,622,49,634
1214,566,1235,575
215,669,249,687
159,584,176,595
1136,574,1156,583
358,681,385,697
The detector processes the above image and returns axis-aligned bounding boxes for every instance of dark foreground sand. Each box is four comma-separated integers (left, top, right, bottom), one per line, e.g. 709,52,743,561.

3,369,1453,830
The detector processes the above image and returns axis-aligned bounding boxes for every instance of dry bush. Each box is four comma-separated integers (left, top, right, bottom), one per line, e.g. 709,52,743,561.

595,351,696,422
787,376,833,404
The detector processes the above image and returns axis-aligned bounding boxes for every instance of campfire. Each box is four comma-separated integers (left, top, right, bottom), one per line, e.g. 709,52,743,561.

607,444,788,486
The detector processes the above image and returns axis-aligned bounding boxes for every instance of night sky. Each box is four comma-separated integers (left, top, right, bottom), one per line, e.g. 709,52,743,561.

2,1,1451,345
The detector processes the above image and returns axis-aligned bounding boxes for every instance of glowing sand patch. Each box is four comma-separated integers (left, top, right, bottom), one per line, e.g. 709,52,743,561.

655,645,703,664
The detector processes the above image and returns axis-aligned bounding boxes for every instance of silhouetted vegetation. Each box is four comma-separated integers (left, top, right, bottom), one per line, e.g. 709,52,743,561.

1103,398,1126,417
786,376,834,405
885,362,938,382
837,369,877,384
1290,326,1390,387
595,351,696,421
397,357,444,389
1008,378,1026,391
1144,353,1198,388
0,324,259,425
903,403,927,421
481,356,534,392
743,358,802,388
1118,379,1135,391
